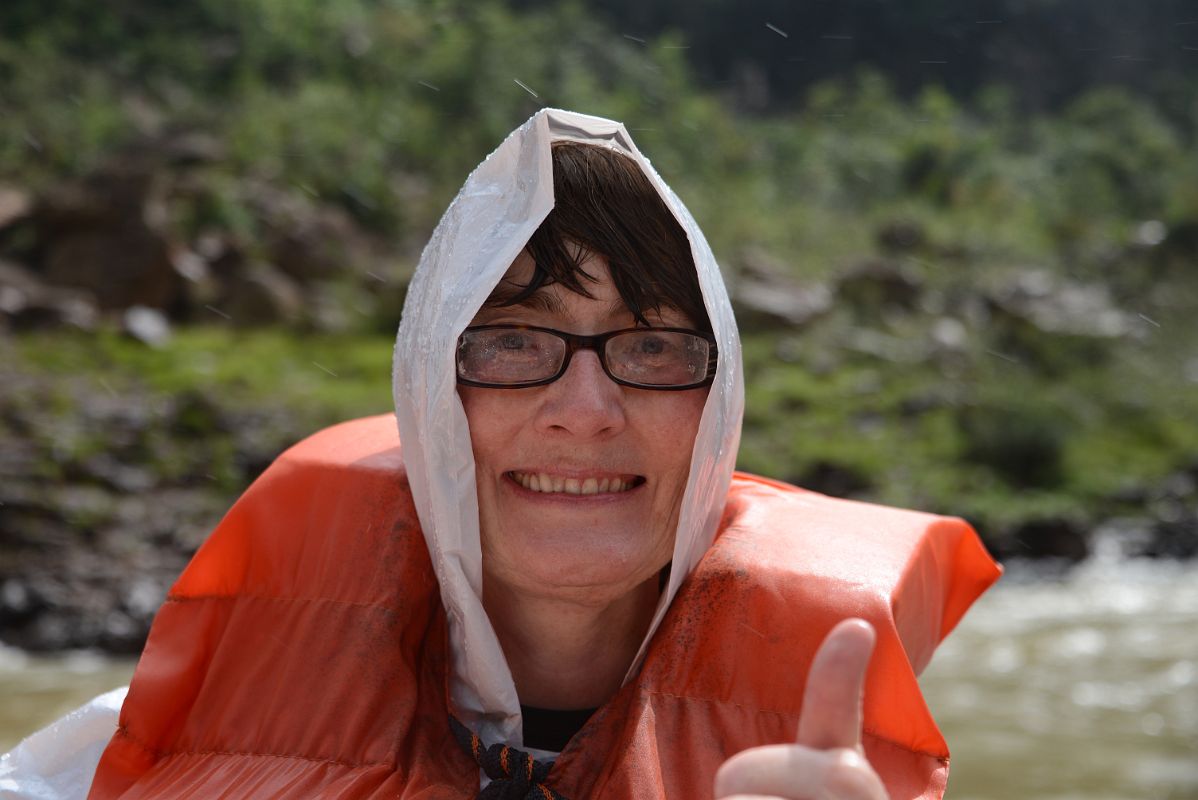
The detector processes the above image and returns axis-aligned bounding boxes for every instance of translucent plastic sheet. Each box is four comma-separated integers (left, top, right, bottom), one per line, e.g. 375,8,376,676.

0,687,127,800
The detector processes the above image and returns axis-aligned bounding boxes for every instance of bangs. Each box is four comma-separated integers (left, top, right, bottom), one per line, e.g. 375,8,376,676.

486,142,710,333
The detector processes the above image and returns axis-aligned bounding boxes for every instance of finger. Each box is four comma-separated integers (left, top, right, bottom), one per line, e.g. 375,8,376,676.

714,744,886,800
796,618,876,751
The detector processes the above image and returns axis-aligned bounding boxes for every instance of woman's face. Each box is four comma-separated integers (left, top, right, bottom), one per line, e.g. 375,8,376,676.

458,251,708,606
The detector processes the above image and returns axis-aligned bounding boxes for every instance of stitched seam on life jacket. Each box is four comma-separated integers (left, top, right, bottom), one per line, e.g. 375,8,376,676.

116,725,162,757
158,748,386,768
163,593,400,613
116,726,387,769
641,690,949,761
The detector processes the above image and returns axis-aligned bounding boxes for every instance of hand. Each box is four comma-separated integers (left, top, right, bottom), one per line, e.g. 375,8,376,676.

713,618,889,800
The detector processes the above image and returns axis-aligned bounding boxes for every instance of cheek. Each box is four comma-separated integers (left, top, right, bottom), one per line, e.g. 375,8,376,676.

458,388,509,467
646,391,707,475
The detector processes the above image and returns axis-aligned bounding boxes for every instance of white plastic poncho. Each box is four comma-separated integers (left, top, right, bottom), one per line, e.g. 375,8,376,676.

392,108,744,749
0,687,127,799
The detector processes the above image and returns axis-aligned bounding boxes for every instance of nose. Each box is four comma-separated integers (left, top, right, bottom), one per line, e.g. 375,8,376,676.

535,349,627,439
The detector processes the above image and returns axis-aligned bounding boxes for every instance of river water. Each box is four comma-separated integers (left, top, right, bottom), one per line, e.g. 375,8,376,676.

920,554,1198,800
3,555,1196,798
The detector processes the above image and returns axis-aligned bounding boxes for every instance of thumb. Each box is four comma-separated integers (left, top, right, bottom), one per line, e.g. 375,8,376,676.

796,618,876,751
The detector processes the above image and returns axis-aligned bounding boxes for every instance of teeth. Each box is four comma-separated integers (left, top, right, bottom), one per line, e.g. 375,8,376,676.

512,472,635,495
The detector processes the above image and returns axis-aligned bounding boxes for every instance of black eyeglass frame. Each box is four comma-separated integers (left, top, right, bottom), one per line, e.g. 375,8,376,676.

456,324,719,391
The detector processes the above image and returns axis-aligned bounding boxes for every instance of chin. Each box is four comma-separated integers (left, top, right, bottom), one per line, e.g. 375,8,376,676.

483,520,669,599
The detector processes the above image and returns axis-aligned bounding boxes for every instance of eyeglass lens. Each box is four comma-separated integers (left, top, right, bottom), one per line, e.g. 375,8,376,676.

457,327,712,388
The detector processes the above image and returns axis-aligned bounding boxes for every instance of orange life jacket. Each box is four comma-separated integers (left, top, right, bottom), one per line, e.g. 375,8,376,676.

88,414,1000,799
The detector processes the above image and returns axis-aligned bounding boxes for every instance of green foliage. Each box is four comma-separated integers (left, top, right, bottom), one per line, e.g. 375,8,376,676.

958,399,1069,489
3,1,1196,267
6,328,393,422
2,2,1197,541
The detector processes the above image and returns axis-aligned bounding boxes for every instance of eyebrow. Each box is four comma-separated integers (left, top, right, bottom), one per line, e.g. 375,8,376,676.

481,283,634,320
485,286,566,314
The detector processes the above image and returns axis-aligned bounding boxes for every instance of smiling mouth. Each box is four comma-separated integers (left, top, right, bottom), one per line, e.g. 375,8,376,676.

507,471,645,495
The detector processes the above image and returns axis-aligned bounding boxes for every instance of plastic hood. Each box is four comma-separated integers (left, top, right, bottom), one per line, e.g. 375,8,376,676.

392,109,744,748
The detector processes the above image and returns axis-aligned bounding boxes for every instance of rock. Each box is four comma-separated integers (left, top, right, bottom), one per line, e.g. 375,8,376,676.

0,578,43,625
123,578,167,619
194,231,241,277
834,258,924,316
734,280,833,330
0,259,42,317
1154,219,1198,273
31,163,182,311
0,258,43,295
100,609,145,654
1134,470,1198,559
1089,516,1157,558
0,258,99,331
222,261,305,325
1141,515,1198,559
36,164,155,226
0,435,44,482
731,248,833,329
930,316,968,352
1131,220,1167,248
1007,517,1090,562
269,205,364,283
875,219,927,254
2,291,99,333
0,365,310,653
842,328,927,363
0,483,221,652
171,247,211,284
79,454,158,493
987,269,1133,339
42,228,178,311
0,185,32,229
122,304,172,347
154,130,226,167
169,247,226,322
50,484,117,529
237,180,374,284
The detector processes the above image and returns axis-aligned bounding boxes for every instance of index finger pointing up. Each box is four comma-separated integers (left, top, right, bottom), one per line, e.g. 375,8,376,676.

796,618,877,751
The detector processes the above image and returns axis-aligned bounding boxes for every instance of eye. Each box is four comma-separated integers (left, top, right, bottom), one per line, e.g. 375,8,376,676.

636,335,670,356
498,333,527,350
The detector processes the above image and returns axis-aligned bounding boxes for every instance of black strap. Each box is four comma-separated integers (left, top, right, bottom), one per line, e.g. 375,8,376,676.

449,716,569,800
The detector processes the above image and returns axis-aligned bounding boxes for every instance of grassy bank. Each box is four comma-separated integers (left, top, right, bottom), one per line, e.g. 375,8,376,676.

5,320,1196,554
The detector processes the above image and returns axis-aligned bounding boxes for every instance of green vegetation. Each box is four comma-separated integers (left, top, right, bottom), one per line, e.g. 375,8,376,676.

4,1,1196,269
738,317,1198,533
7,327,392,418
2,0,1197,551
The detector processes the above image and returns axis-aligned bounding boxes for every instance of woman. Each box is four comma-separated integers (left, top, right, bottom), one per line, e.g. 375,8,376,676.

3,110,999,799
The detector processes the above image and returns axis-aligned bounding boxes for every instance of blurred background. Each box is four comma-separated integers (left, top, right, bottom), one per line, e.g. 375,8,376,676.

1,1,1195,796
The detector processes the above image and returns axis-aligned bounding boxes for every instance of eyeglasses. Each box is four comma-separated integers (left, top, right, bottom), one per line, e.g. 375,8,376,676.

456,325,717,390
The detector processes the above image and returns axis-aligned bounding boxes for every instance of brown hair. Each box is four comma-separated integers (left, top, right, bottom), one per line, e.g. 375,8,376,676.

485,141,710,333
